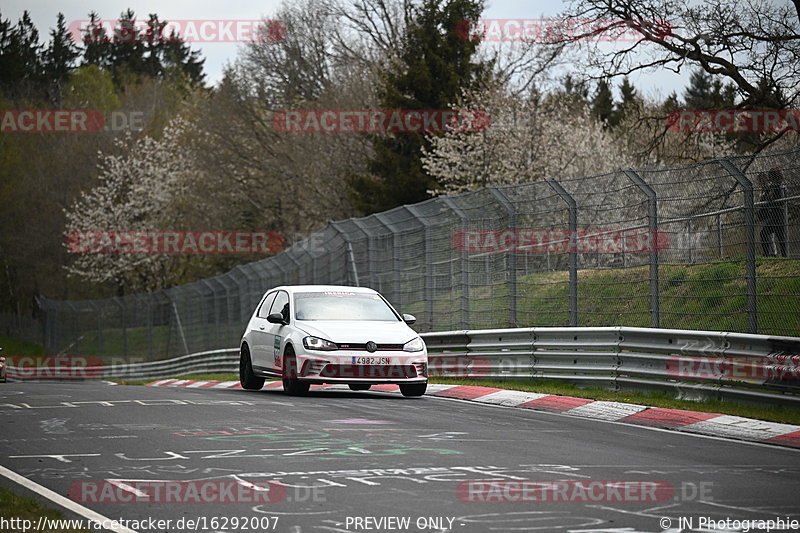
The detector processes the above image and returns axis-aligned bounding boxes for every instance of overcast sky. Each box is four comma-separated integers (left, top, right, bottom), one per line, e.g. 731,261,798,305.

5,0,691,100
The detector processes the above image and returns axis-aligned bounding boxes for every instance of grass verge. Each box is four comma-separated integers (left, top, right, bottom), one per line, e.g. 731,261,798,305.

111,372,800,425
0,335,46,357
0,486,91,533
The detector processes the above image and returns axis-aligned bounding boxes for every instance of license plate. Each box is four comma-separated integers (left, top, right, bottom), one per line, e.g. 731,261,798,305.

351,356,389,364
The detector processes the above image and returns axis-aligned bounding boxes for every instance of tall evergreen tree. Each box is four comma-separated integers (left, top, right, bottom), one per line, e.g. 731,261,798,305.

591,79,614,127
683,70,736,109
82,12,113,70
43,13,79,103
661,91,680,113
0,11,44,99
611,77,640,125
353,0,490,214
109,9,146,83
82,11,204,88
161,29,205,87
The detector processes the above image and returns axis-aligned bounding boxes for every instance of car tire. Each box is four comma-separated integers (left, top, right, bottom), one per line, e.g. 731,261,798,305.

400,382,427,397
282,346,310,396
239,345,265,390
348,384,371,391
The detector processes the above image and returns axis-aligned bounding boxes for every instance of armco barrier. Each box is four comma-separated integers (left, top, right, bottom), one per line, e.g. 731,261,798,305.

425,327,800,406
5,349,239,381
7,328,800,406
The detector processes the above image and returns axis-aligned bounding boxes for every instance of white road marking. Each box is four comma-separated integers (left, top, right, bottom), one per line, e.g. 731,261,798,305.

9,453,101,463
0,463,138,533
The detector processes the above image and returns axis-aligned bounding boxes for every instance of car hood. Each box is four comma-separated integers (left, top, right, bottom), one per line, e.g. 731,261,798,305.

294,320,418,344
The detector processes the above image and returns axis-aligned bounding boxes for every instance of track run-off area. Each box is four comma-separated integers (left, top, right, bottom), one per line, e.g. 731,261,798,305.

1,381,799,533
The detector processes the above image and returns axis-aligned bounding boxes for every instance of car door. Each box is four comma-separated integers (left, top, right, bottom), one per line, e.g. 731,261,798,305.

250,291,277,370
265,290,290,372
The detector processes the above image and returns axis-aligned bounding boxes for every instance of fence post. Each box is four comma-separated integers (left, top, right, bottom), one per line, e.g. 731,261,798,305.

114,298,128,362
328,223,359,286
718,158,758,333
441,196,470,329
783,183,790,257
487,187,518,327
146,296,153,361
95,302,104,359
623,169,660,328
200,280,221,348
405,205,435,330
285,248,303,285
351,219,377,288
546,179,578,327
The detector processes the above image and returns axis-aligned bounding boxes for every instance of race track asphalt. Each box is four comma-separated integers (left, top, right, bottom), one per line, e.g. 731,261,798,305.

1,381,799,533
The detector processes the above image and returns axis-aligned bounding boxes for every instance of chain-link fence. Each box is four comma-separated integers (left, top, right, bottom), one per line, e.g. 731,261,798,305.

30,147,800,361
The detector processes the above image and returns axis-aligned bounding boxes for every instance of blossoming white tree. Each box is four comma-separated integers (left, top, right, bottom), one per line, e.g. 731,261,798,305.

63,118,196,293
422,85,636,195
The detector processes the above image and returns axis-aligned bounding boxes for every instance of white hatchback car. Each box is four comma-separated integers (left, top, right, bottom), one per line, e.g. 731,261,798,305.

239,285,428,396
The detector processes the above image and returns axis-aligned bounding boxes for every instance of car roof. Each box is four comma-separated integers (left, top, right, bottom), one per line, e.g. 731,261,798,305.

268,285,379,295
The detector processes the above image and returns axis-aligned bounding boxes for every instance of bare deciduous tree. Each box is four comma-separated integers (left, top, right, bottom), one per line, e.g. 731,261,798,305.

557,0,800,151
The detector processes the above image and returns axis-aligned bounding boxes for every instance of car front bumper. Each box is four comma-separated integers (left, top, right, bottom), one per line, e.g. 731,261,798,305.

296,351,427,384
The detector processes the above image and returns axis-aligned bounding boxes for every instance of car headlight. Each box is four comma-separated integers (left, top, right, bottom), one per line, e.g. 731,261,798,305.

403,337,425,352
303,336,338,351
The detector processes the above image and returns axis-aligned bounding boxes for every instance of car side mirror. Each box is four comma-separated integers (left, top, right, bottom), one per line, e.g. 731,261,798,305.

402,314,416,325
267,312,286,325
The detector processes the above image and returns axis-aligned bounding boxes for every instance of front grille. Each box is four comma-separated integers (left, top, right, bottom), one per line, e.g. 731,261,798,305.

319,364,417,379
335,343,405,351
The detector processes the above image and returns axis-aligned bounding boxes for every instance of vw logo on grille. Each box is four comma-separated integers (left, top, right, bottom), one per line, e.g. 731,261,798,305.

365,341,378,353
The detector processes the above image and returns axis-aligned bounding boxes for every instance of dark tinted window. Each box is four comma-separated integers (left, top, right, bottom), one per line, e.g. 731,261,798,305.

269,291,290,322
257,292,277,319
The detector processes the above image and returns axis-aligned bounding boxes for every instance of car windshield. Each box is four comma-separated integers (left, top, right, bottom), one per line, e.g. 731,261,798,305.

294,291,399,321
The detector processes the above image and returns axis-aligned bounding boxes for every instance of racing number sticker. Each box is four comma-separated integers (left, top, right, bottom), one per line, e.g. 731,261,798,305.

274,335,282,365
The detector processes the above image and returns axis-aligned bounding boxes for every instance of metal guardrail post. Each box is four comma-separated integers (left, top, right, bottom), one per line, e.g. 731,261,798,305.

487,187,518,327
718,159,758,333
441,196,470,329
623,170,660,328
546,179,578,327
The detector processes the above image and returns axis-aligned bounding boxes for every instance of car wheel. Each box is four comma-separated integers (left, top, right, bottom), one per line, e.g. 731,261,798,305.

282,346,310,396
400,382,427,397
239,345,265,390
348,384,371,391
